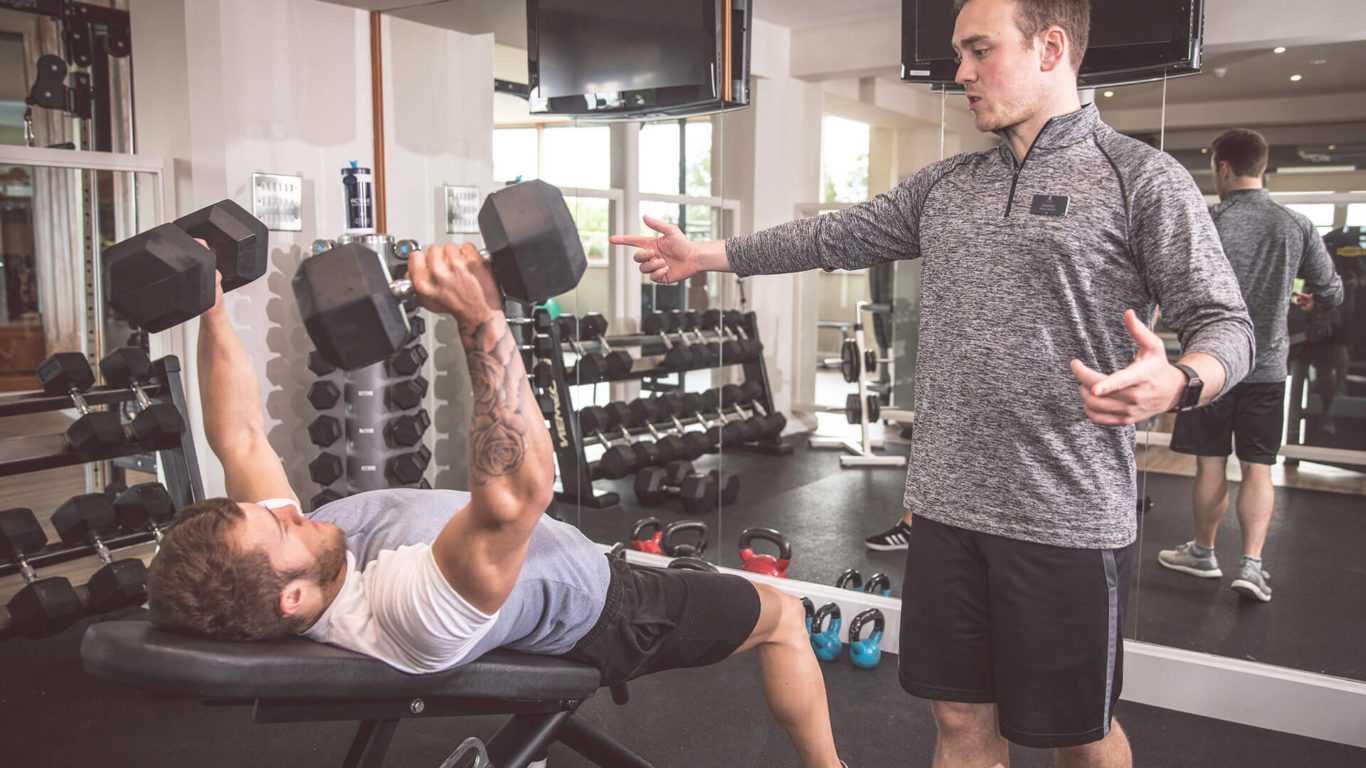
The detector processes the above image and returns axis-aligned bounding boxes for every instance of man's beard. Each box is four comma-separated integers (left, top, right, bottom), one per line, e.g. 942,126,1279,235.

306,524,348,591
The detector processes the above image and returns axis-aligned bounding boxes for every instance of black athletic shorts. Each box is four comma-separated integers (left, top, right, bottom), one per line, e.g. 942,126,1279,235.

900,516,1133,749
560,555,761,687
1170,380,1286,465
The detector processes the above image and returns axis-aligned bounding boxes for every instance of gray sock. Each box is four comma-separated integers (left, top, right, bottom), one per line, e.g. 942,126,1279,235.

1191,542,1214,557
1241,555,1263,571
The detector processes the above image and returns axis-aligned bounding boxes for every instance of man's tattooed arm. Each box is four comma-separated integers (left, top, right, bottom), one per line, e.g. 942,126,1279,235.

462,314,554,494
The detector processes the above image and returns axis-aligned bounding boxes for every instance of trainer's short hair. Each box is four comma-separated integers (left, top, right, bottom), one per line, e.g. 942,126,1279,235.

955,0,1090,71
1211,129,1269,179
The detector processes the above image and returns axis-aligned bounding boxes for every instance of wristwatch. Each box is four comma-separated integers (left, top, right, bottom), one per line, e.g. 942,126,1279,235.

1171,363,1203,412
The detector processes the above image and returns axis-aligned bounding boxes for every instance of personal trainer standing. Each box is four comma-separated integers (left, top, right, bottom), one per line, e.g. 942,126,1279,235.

612,1,1255,766
1160,129,1343,602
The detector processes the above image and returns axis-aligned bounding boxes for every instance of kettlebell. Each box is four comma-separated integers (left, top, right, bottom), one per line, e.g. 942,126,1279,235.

629,517,663,555
608,541,628,560
667,556,718,572
835,568,863,590
738,527,792,578
661,519,709,557
848,608,885,669
800,596,815,634
810,602,842,662
863,572,892,597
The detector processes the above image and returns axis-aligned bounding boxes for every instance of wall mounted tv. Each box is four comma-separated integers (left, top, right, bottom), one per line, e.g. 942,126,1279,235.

901,0,1203,89
527,0,751,120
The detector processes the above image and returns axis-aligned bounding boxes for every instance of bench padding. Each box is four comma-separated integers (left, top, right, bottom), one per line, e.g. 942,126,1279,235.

81,620,603,702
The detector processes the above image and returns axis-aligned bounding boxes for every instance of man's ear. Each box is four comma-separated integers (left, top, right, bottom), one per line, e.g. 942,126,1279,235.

279,580,307,617
1038,26,1068,72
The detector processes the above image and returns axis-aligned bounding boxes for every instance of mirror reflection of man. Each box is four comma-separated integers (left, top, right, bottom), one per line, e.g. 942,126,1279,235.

614,1,1255,765
1160,129,1343,602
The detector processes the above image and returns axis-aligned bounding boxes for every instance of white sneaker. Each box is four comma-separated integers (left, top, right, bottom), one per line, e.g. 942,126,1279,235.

1231,562,1272,602
1157,541,1222,578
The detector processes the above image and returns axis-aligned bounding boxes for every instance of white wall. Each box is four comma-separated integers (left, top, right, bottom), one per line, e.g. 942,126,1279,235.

131,0,491,499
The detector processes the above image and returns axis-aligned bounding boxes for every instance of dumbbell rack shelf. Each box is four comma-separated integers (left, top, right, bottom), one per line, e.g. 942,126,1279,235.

0,355,204,512
539,310,791,509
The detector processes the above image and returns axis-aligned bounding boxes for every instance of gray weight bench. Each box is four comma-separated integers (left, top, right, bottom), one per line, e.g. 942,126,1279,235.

81,619,655,768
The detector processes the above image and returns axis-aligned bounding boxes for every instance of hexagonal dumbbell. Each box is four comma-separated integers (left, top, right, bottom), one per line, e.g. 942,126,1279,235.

309,453,344,485
308,415,343,447
1,507,85,639
384,409,431,448
307,380,341,411
103,199,267,332
386,375,429,411
98,347,187,450
307,350,337,377
386,445,432,485
51,494,148,614
37,353,123,457
112,483,177,545
310,489,344,513
387,344,429,377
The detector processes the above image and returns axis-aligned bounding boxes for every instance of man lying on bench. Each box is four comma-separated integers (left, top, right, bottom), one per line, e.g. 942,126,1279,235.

145,242,846,768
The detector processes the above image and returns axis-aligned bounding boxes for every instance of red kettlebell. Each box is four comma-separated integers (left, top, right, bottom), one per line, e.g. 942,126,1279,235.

629,517,663,555
738,527,792,578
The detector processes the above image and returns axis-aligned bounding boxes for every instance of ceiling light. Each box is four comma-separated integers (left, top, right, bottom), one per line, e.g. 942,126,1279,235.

1290,74,1302,82
1103,90,1114,98
1200,148,1208,154
1329,144,1336,150
1310,59,1327,65
1273,46,1286,54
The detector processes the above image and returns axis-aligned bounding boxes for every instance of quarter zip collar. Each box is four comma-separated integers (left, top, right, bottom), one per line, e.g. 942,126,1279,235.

994,103,1102,169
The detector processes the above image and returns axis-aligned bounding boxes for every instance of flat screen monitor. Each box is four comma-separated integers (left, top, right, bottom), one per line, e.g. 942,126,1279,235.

527,0,751,120
901,0,1203,89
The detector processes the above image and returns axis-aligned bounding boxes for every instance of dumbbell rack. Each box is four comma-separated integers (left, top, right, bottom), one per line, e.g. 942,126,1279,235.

536,310,789,509
0,354,204,578
305,234,432,511
809,301,911,468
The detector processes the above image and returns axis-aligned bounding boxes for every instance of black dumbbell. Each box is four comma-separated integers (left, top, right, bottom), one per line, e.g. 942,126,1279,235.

387,344,429,377
386,445,432,485
606,401,665,469
307,380,341,410
722,310,764,361
635,463,716,516
385,409,431,447
103,199,268,332
1,507,85,639
112,483,177,546
627,397,686,463
310,489,344,513
695,390,756,447
705,469,742,506
98,348,187,451
654,394,718,459
674,310,719,366
51,495,148,613
308,415,343,447
578,314,635,379
579,406,638,480
699,309,746,361
386,375,429,410
307,350,337,377
661,519,709,557
641,312,697,371
37,353,123,457
529,360,553,390
295,180,587,371
720,383,783,439
557,316,608,383
309,453,344,485
738,379,788,436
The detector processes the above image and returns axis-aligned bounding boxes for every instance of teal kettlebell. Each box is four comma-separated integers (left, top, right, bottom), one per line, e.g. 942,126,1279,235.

810,603,843,662
863,572,892,597
835,568,862,590
848,608,885,669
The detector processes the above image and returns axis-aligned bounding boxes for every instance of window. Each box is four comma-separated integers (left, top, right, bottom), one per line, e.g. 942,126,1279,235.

1346,203,1366,228
541,125,611,189
492,127,538,184
821,116,870,203
639,118,712,197
1284,203,1336,236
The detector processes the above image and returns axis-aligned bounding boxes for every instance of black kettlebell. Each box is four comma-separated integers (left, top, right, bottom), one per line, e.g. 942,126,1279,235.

662,519,709,557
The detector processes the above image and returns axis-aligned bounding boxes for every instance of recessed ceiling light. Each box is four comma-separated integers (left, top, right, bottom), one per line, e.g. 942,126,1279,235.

1310,59,1327,65
1329,144,1337,150
1103,90,1114,98
1273,46,1287,54
1290,74,1302,82
1200,148,1208,154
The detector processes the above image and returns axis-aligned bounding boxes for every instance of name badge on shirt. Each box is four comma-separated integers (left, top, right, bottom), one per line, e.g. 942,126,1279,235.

1030,194,1069,217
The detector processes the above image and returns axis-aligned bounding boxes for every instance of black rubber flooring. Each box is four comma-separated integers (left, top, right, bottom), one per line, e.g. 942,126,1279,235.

576,436,1366,681
0,610,1361,767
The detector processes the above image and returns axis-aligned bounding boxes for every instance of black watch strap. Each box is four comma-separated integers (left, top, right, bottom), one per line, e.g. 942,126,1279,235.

1171,363,1203,412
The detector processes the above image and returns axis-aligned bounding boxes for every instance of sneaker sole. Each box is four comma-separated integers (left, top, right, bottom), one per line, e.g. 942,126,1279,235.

1231,579,1271,602
1157,559,1223,578
864,541,909,552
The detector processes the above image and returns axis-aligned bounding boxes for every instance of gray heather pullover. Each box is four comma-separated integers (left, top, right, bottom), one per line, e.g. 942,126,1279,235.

1208,188,1343,382
728,105,1254,548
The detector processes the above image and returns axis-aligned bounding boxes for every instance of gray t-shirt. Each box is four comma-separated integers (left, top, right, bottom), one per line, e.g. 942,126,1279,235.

1208,188,1344,382
312,489,609,660
727,105,1254,549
